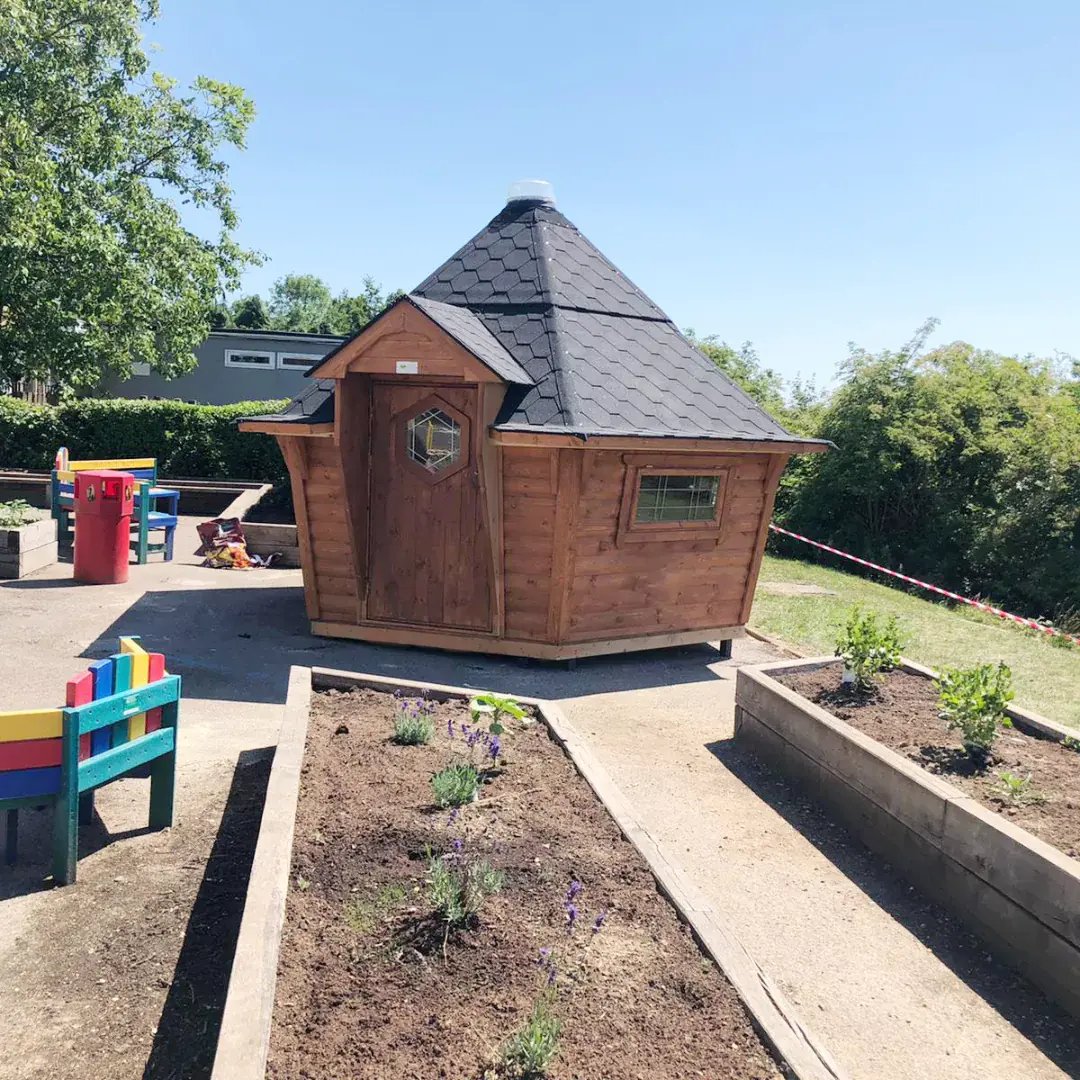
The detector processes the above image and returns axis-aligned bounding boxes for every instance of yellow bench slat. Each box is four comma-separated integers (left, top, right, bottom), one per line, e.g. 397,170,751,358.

68,458,156,472
0,709,64,742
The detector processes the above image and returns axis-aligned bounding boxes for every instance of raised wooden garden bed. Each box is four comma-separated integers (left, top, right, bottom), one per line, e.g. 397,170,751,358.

212,667,842,1080
0,515,57,579
735,657,1080,1017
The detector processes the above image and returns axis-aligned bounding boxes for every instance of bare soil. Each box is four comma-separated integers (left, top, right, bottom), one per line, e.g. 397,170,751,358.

269,688,782,1080
0,750,272,1080
778,663,1080,859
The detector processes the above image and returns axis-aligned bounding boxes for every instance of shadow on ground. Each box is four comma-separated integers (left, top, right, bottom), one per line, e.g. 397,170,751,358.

1,800,157,901
707,736,1080,1076
143,747,273,1080
74,585,730,706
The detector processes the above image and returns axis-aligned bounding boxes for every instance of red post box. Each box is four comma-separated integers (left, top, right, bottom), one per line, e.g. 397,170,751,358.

73,470,134,584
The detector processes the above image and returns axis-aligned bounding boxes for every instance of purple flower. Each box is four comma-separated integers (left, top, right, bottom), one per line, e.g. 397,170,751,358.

446,806,460,827
536,947,552,965
565,881,583,903
546,961,558,986
488,734,501,763
447,716,455,739
564,902,579,934
592,909,608,935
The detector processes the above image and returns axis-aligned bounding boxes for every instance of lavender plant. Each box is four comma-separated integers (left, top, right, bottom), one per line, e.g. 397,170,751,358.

392,697,436,745
431,762,480,807
426,844,503,928
501,992,562,1078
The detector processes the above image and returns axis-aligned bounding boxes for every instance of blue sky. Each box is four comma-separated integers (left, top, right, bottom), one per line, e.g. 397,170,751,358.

151,1,1080,385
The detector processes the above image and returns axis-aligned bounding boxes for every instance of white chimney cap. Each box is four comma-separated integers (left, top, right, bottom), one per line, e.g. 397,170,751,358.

507,179,556,206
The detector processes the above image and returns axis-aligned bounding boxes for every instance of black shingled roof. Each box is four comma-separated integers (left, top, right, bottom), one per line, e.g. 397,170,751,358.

268,194,817,445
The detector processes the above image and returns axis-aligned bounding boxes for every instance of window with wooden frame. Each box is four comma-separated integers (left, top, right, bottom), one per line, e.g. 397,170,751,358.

616,459,732,545
395,394,471,483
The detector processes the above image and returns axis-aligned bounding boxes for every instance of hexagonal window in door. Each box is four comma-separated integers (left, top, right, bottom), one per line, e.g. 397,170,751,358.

406,407,462,474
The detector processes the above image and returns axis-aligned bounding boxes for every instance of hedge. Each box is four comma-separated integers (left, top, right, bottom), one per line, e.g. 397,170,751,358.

0,397,291,484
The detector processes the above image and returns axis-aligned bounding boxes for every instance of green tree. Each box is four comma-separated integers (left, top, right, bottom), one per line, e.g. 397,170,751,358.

268,274,333,332
777,320,1080,622
326,277,401,335
231,294,270,330
0,0,257,393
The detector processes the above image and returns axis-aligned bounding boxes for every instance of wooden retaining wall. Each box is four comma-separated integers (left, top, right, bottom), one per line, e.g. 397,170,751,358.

735,658,1080,1018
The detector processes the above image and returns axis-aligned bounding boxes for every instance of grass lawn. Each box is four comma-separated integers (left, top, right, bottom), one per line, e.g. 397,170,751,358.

751,554,1080,729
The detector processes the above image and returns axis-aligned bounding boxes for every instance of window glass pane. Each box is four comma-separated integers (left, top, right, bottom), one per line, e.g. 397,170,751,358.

406,407,462,474
634,474,719,523
226,351,273,367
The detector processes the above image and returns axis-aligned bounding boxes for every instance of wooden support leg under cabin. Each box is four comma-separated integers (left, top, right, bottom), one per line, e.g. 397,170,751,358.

718,639,733,660
5,809,17,866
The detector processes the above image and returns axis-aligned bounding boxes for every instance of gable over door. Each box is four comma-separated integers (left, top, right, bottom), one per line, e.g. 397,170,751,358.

366,381,493,631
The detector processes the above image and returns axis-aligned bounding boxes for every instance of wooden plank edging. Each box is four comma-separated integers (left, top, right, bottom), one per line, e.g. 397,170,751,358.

210,665,844,1080
735,657,1080,1016
211,665,312,1080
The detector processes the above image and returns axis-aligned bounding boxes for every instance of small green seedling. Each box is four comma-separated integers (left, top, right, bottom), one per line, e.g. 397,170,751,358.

834,606,902,692
0,499,38,528
431,761,481,807
470,691,526,736
501,992,562,1079
936,662,1014,763
344,882,407,934
1063,735,1080,754
996,771,1046,805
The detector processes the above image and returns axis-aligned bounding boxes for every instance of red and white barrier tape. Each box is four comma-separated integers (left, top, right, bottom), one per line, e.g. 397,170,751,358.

768,523,1080,647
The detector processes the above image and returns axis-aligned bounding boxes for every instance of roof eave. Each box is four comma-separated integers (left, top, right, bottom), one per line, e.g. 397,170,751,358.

489,424,832,454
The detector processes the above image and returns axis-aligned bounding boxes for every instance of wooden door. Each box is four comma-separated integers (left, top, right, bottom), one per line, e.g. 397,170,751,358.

366,382,493,630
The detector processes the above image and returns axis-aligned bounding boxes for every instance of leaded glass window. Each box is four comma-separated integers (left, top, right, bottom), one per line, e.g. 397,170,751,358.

406,407,461,473
635,474,719,523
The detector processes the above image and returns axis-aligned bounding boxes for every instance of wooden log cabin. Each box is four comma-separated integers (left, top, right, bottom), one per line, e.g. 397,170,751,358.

240,181,827,659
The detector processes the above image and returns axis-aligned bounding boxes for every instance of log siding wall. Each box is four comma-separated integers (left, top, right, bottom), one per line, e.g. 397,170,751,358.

562,450,772,642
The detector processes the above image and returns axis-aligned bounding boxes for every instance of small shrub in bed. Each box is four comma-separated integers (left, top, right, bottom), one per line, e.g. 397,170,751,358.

432,761,480,807
835,606,902,692
996,771,1046,805
392,697,435,745
426,843,503,928
501,992,562,1078
936,661,1014,763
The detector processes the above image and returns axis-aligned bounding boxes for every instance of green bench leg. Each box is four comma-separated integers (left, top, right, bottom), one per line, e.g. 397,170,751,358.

148,754,175,830
51,718,81,886
5,809,17,866
51,791,78,886
148,697,179,830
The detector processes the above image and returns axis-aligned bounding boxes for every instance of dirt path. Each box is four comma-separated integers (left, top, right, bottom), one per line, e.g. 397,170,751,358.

557,669,1080,1080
